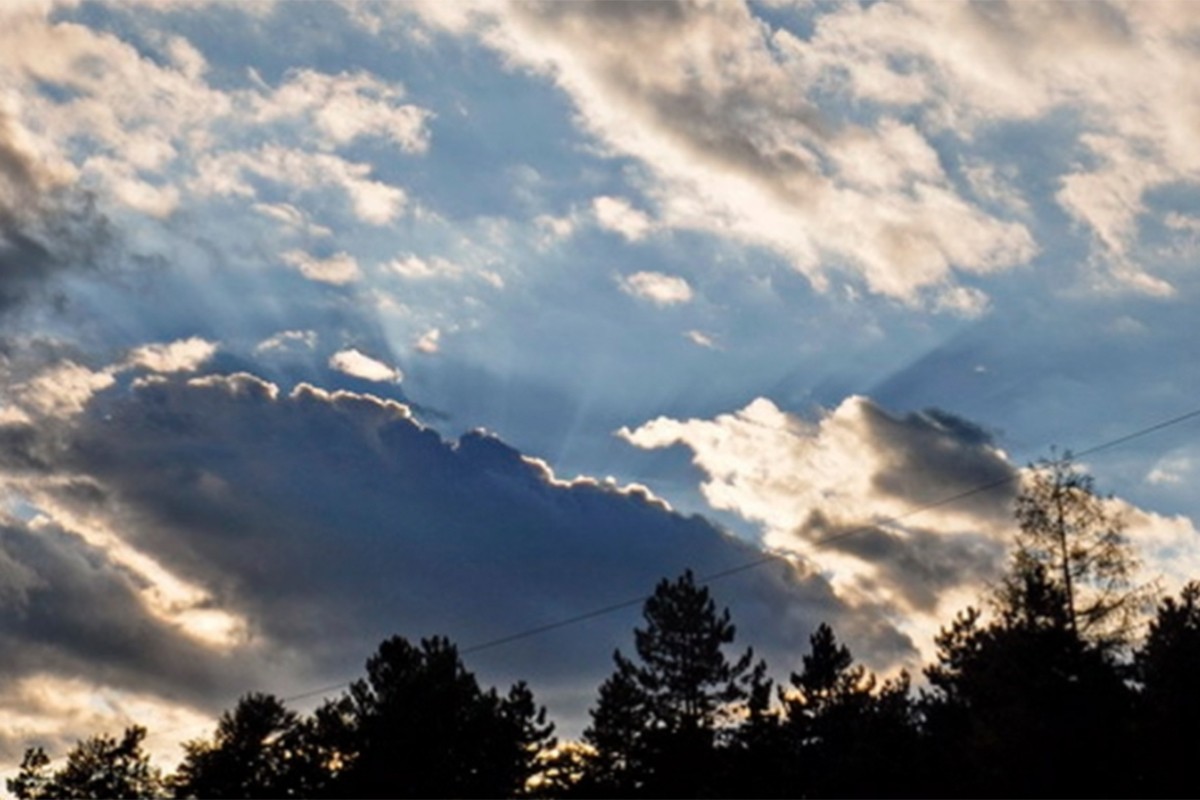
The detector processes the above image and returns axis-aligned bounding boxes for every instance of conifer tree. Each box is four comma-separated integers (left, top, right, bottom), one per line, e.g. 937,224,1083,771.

783,624,915,797
582,570,757,797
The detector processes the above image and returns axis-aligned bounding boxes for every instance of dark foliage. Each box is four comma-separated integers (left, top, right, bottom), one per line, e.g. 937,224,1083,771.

8,726,162,800
172,692,325,799
779,624,918,798
920,558,1136,798
326,635,554,798
1133,582,1200,796
581,570,759,797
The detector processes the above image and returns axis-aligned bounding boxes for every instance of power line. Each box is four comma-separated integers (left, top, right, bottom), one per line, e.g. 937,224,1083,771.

292,398,1200,686
20,401,1200,769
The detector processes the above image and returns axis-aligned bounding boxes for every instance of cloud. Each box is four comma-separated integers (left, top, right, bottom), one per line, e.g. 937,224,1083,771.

328,348,403,382
415,328,441,355
254,329,318,354
618,271,694,306
620,392,1200,655
407,1,1200,300
534,213,576,246
195,147,407,225
592,195,654,241
382,253,502,290
619,395,1019,647
0,107,108,313
252,202,333,238
282,250,362,285
254,68,433,153
124,337,217,374
1146,455,1191,487
385,254,464,280
13,361,116,419
792,1,1200,292
0,511,261,731
685,330,716,349
0,12,419,235
933,286,990,319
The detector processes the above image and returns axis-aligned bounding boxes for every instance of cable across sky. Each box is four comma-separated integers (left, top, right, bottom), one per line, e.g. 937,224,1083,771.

286,400,1200,702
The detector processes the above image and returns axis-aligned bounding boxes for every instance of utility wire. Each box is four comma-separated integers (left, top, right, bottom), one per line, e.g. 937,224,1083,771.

282,400,1200,701
15,402,1200,771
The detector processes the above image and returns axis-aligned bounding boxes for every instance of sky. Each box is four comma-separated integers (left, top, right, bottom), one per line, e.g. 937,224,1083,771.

3,0,1200,773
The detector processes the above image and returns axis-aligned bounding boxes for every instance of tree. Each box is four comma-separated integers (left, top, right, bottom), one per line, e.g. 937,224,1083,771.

329,635,554,798
1133,582,1200,794
781,624,916,798
8,726,163,800
581,570,758,797
1014,453,1147,648
172,692,321,799
921,554,1136,797
723,659,784,798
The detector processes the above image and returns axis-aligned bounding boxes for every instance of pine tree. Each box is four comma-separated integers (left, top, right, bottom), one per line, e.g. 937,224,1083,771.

330,635,554,798
581,570,757,797
1133,582,1200,794
783,624,915,798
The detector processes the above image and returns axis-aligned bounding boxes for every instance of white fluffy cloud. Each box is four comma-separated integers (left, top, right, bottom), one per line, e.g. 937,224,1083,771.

415,328,441,355
255,329,318,354
282,250,362,285
12,361,115,419
592,195,654,241
194,146,407,225
618,271,694,306
328,348,403,382
409,2,1036,306
254,68,433,153
124,337,217,373
0,6,422,273
385,254,464,280
784,1,1200,293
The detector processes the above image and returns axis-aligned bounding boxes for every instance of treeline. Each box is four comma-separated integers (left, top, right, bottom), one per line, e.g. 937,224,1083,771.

10,457,1200,799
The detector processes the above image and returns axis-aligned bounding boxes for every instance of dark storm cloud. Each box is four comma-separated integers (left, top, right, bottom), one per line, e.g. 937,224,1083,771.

3,371,917,736
861,401,1018,526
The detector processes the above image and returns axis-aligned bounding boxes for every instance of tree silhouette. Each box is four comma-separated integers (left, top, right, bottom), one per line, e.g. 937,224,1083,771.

582,570,758,797
922,556,1135,797
172,692,322,799
723,658,784,798
8,726,162,800
1014,453,1149,648
1133,582,1200,795
781,624,916,798
328,635,554,798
